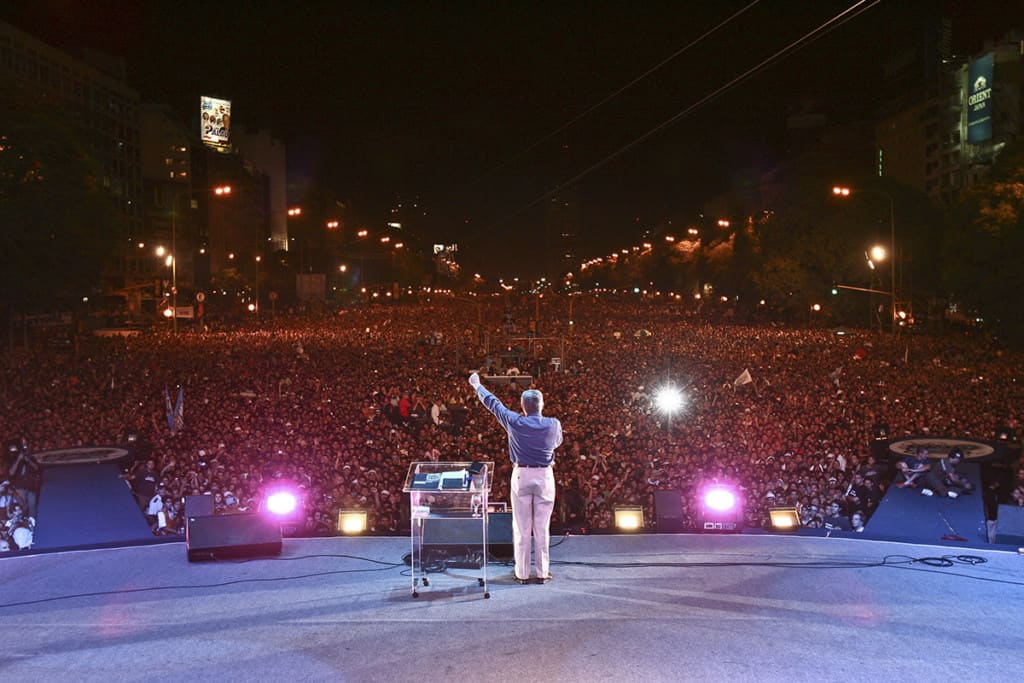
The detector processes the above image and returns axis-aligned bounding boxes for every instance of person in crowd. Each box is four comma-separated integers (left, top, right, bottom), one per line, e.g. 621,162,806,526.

469,372,562,584
0,480,27,522
126,459,158,511
896,447,931,489
0,296,1019,544
922,448,975,498
5,502,34,550
8,448,41,519
823,500,852,531
850,510,866,533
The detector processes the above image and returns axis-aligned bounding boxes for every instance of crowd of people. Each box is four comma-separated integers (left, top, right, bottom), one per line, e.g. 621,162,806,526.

1,293,1023,552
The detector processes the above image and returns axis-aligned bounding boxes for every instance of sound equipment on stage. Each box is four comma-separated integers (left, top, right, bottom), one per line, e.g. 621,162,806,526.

654,490,685,532
185,494,214,519
994,505,1024,545
186,513,282,561
995,425,1015,442
699,483,744,533
421,512,513,559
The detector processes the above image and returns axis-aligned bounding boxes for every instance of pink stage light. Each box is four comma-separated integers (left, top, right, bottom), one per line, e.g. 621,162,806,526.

704,487,736,512
265,491,298,516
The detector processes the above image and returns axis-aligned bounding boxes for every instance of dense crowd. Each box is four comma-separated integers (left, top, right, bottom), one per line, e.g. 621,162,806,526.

1,294,1023,551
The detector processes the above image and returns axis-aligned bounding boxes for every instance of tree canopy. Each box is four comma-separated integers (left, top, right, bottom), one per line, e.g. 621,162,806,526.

0,75,120,314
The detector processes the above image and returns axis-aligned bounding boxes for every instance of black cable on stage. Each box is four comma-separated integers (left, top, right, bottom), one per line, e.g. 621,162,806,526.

228,552,403,567
2,547,1017,610
0,555,404,610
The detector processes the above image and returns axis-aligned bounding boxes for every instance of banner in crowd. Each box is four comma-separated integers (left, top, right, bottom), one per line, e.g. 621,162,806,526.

165,386,184,434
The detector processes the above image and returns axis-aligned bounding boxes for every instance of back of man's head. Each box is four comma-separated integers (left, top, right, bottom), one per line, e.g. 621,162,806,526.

521,389,543,415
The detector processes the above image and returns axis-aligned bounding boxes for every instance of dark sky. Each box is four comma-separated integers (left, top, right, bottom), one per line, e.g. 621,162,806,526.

1,1,1012,277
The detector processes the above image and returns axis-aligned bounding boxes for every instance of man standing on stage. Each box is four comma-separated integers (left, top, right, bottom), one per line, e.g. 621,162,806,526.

469,372,562,584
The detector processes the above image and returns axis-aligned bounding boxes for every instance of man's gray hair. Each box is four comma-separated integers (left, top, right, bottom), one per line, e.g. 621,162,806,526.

521,389,543,414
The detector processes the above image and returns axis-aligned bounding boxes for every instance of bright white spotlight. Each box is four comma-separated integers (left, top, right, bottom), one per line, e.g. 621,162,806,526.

266,491,298,516
654,386,684,415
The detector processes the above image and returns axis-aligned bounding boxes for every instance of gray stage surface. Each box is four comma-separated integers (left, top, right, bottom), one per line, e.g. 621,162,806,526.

1,533,1022,682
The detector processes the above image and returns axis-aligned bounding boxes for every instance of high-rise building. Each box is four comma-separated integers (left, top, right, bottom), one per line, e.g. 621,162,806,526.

939,32,1023,202
877,20,1022,206
234,129,288,252
0,20,142,283
139,104,193,287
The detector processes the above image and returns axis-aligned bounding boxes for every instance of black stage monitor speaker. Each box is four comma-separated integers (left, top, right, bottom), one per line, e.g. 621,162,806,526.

995,425,1015,441
994,504,1024,545
186,513,282,562
185,494,214,519
422,512,513,559
654,490,685,532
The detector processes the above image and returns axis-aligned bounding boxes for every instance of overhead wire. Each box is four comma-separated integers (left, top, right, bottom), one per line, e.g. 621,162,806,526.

470,0,882,237
463,0,764,188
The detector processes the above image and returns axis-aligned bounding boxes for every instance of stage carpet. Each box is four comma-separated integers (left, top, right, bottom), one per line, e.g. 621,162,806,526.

0,533,1021,682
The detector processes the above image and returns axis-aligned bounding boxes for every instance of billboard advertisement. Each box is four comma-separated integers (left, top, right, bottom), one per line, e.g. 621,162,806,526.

200,96,232,150
966,53,993,144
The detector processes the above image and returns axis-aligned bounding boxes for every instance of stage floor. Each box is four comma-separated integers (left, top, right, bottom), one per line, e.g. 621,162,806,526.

1,533,1022,682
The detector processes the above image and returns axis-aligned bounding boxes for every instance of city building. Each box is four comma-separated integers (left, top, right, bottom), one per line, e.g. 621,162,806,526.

877,24,1022,206
0,19,142,285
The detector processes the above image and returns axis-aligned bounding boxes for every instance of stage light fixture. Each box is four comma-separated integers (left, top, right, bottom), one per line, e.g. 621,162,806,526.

337,510,368,534
265,490,298,516
614,506,644,531
769,507,801,530
704,487,736,512
699,482,743,532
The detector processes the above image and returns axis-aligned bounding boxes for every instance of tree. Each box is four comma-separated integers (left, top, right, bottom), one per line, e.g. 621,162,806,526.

944,140,1024,344
0,75,120,320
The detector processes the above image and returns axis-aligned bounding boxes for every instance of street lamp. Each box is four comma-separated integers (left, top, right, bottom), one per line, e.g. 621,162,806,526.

254,255,262,322
832,186,897,333
168,184,232,334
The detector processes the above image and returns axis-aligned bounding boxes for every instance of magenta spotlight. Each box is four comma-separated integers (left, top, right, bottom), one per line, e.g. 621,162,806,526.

704,487,736,512
265,491,298,516
698,482,743,533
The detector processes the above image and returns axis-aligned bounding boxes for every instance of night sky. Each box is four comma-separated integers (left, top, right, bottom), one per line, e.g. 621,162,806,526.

1,1,1010,277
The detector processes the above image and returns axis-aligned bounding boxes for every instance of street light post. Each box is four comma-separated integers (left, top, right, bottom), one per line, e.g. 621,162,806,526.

833,186,897,333
254,255,261,323
165,184,232,334
171,199,178,335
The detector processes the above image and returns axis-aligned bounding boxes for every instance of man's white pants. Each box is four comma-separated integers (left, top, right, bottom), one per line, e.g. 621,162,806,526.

510,466,556,580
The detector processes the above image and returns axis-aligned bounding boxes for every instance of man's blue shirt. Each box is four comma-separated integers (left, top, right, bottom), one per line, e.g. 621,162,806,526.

475,386,563,466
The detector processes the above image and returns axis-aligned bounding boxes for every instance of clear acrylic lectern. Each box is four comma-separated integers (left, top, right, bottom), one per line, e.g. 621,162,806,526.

403,461,494,598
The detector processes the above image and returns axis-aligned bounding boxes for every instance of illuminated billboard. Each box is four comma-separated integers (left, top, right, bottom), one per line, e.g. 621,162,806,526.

200,96,232,150
966,53,993,144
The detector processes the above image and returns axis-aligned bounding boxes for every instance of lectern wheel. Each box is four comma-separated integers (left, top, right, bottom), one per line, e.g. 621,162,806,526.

484,592,490,599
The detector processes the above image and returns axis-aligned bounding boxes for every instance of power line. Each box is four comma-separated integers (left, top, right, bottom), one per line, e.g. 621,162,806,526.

472,0,881,239
472,0,764,185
